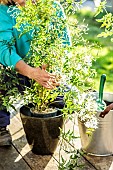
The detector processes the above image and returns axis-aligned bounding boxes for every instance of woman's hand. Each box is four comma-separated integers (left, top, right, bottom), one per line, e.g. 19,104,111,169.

15,60,59,89
30,66,59,89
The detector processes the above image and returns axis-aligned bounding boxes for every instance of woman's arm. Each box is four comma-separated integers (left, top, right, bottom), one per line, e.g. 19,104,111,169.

0,5,58,89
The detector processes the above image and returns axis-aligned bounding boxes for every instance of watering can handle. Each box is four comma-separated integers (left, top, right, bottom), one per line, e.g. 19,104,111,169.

99,103,113,118
99,74,106,103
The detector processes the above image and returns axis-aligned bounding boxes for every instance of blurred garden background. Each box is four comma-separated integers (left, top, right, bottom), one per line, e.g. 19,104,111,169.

67,0,113,92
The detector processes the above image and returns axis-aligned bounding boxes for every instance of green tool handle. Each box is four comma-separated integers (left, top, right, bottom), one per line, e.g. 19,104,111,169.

99,74,106,103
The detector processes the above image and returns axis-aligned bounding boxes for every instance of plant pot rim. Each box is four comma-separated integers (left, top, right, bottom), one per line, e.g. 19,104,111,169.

20,104,63,119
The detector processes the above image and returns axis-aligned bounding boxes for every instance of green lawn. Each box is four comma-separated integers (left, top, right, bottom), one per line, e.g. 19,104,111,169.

69,8,113,92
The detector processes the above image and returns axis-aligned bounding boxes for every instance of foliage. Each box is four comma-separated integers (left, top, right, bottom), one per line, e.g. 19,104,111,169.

0,0,100,169
94,0,107,17
58,150,84,170
71,4,113,92
0,65,20,111
0,0,97,118
94,0,113,39
93,0,113,92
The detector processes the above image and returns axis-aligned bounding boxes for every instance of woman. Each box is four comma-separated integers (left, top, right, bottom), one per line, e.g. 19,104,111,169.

0,0,71,146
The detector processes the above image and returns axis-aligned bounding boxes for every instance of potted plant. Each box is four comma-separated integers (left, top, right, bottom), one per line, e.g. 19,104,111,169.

0,0,98,156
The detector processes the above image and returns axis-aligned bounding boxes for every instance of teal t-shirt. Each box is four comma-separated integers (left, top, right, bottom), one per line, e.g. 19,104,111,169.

0,2,71,67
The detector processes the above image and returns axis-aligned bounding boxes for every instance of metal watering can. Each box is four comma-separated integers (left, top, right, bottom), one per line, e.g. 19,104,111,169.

78,75,113,156
78,92,113,156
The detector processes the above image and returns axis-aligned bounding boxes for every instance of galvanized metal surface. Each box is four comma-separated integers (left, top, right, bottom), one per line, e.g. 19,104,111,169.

78,92,113,156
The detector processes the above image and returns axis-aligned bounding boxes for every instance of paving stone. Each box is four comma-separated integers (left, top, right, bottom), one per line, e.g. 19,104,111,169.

8,113,23,136
0,146,31,170
85,155,113,170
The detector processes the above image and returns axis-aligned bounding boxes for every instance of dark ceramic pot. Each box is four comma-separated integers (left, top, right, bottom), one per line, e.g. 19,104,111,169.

20,105,63,155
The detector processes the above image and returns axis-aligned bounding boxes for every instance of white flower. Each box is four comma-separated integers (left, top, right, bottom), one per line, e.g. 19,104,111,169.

76,93,98,129
85,117,98,129
76,63,82,70
84,55,92,67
